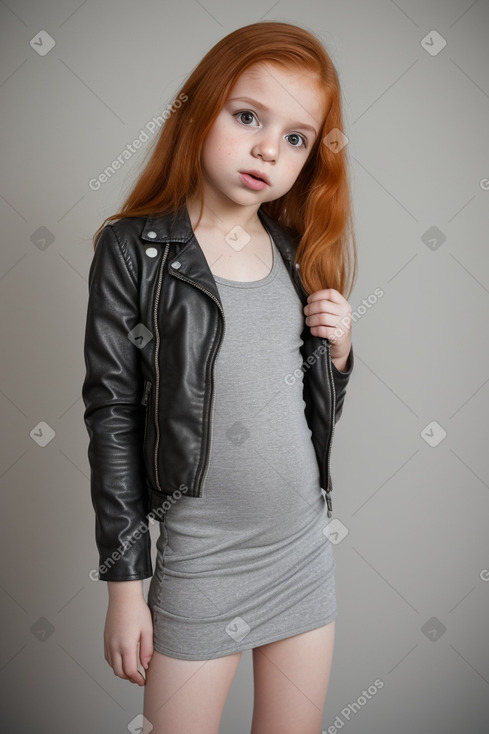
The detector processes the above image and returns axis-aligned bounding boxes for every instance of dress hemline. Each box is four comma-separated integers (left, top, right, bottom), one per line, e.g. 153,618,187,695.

150,609,338,662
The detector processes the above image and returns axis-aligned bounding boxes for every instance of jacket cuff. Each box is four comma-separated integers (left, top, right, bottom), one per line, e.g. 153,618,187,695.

331,343,354,379
330,343,354,424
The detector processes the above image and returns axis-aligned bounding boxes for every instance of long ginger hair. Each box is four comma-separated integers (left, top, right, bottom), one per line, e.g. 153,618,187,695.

93,21,357,298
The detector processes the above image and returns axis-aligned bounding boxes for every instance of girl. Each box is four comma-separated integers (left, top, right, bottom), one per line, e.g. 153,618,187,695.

82,20,357,734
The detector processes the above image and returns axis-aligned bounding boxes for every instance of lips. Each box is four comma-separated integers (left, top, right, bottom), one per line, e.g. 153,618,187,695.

240,170,271,186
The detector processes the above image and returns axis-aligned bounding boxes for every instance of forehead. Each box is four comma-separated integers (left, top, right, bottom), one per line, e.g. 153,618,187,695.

227,62,326,130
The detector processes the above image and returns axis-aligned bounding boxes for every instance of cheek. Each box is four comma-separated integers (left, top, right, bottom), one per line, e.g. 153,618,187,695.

201,137,222,174
202,145,225,176
203,135,235,171
203,121,233,165
283,156,308,183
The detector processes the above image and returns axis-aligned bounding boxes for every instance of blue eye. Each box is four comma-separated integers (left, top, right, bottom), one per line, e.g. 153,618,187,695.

235,111,258,125
286,133,307,149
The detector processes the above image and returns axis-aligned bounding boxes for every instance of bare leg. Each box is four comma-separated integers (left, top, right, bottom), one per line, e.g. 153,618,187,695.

143,648,242,734
250,620,336,734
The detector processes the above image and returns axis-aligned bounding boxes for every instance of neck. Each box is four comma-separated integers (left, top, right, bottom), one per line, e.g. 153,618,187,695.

185,195,264,234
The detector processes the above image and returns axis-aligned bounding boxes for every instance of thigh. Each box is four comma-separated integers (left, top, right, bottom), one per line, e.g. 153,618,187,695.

143,648,242,734
250,620,336,734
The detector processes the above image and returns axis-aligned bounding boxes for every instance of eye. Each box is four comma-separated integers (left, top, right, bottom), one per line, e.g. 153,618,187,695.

286,133,307,149
234,110,259,126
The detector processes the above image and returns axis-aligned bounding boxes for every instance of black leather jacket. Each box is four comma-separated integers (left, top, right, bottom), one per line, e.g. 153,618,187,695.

82,204,354,581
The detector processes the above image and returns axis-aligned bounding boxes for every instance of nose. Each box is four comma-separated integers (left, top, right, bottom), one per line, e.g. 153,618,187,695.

251,130,279,163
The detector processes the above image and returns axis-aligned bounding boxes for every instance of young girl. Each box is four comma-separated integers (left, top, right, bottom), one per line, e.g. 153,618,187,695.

82,20,357,734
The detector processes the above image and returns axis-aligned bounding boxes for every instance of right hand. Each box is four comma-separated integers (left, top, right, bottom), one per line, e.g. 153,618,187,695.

104,590,154,686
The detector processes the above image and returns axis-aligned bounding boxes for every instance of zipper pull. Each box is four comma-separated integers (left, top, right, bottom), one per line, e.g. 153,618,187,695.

141,380,152,406
325,475,333,518
325,489,333,518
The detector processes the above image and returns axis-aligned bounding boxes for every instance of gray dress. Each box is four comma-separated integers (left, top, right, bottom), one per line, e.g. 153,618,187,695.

147,234,337,660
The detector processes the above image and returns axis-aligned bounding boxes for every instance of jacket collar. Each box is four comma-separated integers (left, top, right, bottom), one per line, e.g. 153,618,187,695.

139,203,307,302
140,204,299,265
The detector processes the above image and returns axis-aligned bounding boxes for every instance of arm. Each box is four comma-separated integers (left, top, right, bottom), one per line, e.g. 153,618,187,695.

82,224,152,583
303,288,354,426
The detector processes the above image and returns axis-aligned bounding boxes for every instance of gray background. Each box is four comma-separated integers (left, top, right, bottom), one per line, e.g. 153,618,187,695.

1,0,488,732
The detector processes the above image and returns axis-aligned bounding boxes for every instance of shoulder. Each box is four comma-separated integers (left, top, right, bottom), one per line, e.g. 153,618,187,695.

92,216,149,287
103,216,148,247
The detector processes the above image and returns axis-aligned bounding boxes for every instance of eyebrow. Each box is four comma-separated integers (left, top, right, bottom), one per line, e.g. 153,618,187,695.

227,96,318,136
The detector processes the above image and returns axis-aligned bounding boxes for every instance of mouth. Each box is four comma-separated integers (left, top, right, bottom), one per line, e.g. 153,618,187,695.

239,170,271,186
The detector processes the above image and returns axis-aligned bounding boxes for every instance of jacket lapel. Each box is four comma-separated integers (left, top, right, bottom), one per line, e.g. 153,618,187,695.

140,204,308,306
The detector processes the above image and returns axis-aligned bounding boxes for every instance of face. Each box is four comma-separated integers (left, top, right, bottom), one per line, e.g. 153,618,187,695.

197,62,326,215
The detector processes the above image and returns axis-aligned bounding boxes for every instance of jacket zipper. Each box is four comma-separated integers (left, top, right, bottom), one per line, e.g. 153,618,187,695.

152,243,171,492
168,271,226,498
141,378,152,454
289,260,337,517
324,341,337,518
292,262,337,517
151,248,333,506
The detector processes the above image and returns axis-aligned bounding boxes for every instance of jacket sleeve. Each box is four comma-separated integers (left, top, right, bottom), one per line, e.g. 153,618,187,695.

330,343,354,424
82,224,153,582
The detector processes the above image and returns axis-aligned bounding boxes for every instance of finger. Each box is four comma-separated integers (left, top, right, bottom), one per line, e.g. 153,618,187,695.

306,288,343,305
310,325,339,340
139,630,154,671
304,299,343,317
104,641,112,670
121,646,146,686
310,321,351,344
111,651,130,680
305,312,341,328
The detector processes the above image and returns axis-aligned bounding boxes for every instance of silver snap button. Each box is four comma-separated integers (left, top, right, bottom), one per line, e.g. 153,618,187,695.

295,262,300,270
146,230,157,239
172,261,181,269
145,247,158,258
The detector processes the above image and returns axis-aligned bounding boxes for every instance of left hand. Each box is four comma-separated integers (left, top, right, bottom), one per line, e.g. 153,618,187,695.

303,288,352,361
